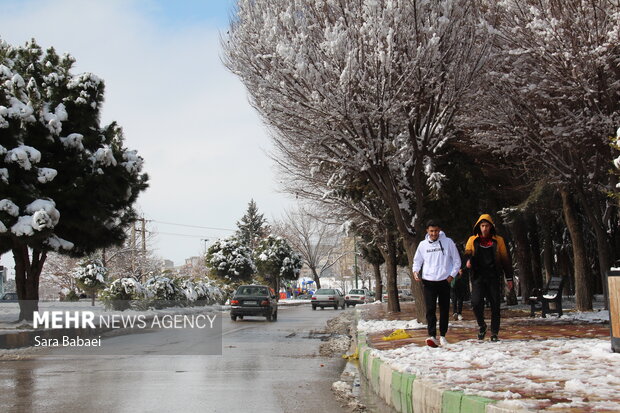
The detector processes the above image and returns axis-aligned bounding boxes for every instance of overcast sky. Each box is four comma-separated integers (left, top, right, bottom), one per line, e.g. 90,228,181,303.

0,0,295,270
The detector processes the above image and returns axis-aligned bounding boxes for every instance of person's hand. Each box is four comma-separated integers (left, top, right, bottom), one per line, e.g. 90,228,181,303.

466,259,472,269
413,271,421,282
446,275,454,284
507,280,514,291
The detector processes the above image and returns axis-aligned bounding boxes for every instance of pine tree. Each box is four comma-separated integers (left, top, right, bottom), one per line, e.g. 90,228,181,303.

0,39,148,320
254,235,302,294
235,199,268,250
205,237,255,283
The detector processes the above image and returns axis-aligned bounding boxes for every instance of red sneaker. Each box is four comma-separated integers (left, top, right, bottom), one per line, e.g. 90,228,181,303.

425,337,439,348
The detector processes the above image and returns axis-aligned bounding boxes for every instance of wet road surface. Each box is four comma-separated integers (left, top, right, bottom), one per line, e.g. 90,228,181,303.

0,304,348,413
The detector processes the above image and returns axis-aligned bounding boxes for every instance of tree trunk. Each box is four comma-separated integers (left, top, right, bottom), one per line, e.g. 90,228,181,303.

511,212,534,304
403,237,425,318
372,262,383,302
560,188,592,310
527,213,544,289
13,243,47,321
542,216,555,283
383,230,400,313
575,189,611,309
310,267,321,289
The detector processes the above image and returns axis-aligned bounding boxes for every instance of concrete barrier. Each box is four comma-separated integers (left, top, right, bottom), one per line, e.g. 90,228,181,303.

412,378,445,413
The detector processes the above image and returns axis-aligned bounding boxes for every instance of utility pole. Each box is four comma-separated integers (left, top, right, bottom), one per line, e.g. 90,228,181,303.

131,222,136,261
141,217,146,253
354,235,358,289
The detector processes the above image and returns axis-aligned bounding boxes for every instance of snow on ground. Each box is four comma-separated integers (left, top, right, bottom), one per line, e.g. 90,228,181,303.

559,309,609,323
357,318,426,333
373,337,620,411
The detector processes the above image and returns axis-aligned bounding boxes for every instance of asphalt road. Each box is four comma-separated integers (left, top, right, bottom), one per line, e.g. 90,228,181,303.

0,304,349,413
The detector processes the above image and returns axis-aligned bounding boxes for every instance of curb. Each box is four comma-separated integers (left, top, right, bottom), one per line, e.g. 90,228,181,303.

355,330,532,413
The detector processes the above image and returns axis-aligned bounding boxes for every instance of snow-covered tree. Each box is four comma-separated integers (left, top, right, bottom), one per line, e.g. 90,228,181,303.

205,236,256,283
235,199,268,249
73,258,106,306
224,0,491,315
254,235,302,294
39,252,80,296
469,0,620,310
0,39,148,320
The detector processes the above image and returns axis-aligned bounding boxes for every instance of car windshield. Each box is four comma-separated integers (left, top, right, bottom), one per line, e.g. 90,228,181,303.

349,289,366,294
236,286,269,296
315,289,335,295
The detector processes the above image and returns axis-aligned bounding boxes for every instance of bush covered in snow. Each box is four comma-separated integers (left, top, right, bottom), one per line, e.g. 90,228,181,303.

205,236,256,282
99,277,146,310
99,275,226,310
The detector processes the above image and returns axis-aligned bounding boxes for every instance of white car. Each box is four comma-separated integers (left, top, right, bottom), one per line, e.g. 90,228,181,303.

311,288,345,310
345,289,372,307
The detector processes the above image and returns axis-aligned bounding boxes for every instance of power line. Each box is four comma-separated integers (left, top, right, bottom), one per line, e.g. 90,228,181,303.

146,230,210,239
146,219,235,232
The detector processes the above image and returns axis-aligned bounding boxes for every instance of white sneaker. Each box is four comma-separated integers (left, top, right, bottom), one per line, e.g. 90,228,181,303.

457,314,463,321
425,337,439,348
439,336,448,346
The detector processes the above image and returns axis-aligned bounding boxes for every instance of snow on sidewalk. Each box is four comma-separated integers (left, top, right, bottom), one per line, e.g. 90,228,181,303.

376,337,620,412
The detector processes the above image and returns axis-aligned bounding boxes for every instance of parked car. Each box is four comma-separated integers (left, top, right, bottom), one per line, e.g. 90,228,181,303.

230,285,278,321
311,288,345,310
382,289,414,302
398,289,414,302
382,291,399,302
0,292,18,302
345,289,373,307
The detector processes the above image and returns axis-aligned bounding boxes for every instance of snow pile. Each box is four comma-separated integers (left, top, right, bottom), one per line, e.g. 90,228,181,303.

373,337,620,411
332,381,366,412
561,309,609,323
357,318,425,333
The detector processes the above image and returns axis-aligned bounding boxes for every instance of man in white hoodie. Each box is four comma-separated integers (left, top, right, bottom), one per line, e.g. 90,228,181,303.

412,220,461,347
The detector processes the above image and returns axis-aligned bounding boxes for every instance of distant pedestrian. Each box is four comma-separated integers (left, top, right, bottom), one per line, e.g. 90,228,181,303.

412,220,461,348
464,214,514,342
451,247,470,321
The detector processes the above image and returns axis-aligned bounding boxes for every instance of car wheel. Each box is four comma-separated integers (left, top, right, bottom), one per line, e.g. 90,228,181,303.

231,315,237,321
312,305,316,311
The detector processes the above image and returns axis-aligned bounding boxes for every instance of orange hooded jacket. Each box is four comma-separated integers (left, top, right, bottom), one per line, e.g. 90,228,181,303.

464,214,513,281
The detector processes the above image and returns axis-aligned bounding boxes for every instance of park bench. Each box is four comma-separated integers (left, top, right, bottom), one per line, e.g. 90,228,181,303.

528,276,565,318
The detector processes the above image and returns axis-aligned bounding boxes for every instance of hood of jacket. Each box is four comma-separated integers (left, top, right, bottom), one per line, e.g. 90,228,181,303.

473,214,496,236
425,230,447,242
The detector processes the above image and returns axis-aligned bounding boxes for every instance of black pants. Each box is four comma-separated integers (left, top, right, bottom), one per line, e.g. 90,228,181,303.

471,278,501,334
422,279,451,338
451,288,463,314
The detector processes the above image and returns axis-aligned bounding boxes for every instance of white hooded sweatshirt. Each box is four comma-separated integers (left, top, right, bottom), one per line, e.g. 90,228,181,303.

412,231,461,281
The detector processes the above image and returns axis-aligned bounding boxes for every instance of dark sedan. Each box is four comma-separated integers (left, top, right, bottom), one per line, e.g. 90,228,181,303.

230,285,278,321
0,292,18,302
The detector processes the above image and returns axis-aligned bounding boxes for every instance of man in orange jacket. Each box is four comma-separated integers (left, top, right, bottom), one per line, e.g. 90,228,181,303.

464,214,514,342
